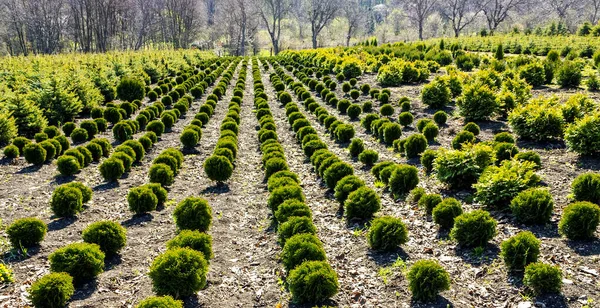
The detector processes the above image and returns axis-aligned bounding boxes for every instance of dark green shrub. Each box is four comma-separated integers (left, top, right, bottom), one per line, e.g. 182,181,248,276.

149,248,208,298
128,186,158,214
167,230,212,261
12,136,31,152
103,108,122,124
82,221,126,255
268,185,305,213
50,185,83,217
418,194,443,214
62,122,77,136
29,272,75,308
335,124,354,143
34,132,48,143
113,122,133,142
49,242,105,284
494,132,515,143
422,123,439,142
136,296,183,308
142,183,167,206
6,217,47,248
510,188,554,224
274,199,311,224
63,182,91,204
348,138,364,157
180,129,199,148
432,198,463,228
404,134,428,158
558,201,600,240
303,140,327,158
451,210,497,247
333,175,365,204
571,173,600,204
204,155,233,183
99,157,125,181
362,101,373,113
265,157,288,179
523,262,562,294
287,260,338,304
557,61,582,88
500,231,540,271
278,216,316,244
433,111,448,125
23,143,46,165
63,148,84,167
420,149,437,172
422,79,451,109
407,260,450,302
324,161,353,189
382,123,402,144
85,143,103,162
367,216,408,251
149,163,174,186
416,118,433,132
398,112,414,126
281,234,326,271
43,126,60,138
77,146,93,167
3,145,19,159
358,149,378,166
389,164,419,197
494,142,518,163
90,138,110,157
345,187,380,219
347,104,361,120
117,77,146,102
146,120,165,137
514,151,542,168
463,122,480,136
380,104,394,116
451,131,475,149
122,140,145,163
38,141,56,161
173,197,212,232
409,187,426,203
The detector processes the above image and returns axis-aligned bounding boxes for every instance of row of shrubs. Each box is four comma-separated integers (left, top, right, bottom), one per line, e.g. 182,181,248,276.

203,59,246,183
258,59,339,304
5,132,69,166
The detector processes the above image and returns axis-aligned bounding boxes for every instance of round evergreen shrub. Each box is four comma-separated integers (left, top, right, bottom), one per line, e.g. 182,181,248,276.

324,161,353,189
99,158,125,181
43,126,60,138
418,194,443,214
12,137,31,152
380,104,394,116
494,132,515,144
337,99,351,113
23,143,46,165
166,230,212,261
421,79,451,109
334,175,365,204
571,173,600,204
265,157,289,179
335,124,355,143
278,216,316,244
420,149,437,172
451,131,475,149
515,151,542,168
348,138,364,157
345,187,380,219
422,123,439,142
510,188,554,224
149,248,208,298
6,217,46,248
122,140,145,163
173,197,212,232
268,185,305,213
128,186,158,214
457,84,498,120
34,132,48,143
69,128,88,143
63,148,84,167
146,120,165,137
204,155,233,183
463,122,480,135
287,260,338,304
389,164,419,197
416,118,433,132
80,120,98,139
347,104,361,120
85,142,103,162
494,142,519,163
149,163,175,187
398,112,414,126
383,123,402,144
90,138,111,157
523,262,562,294
49,242,105,284
358,149,379,166
82,221,126,255
29,272,75,308
113,122,133,142
63,182,92,204
62,122,77,136
117,77,146,102
500,231,540,271
303,140,327,158
38,141,56,161
3,145,19,159
557,61,582,88
432,198,463,228
407,260,450,302
281,234,326,271
558,201,600,240
367,216,408,251
433,111,448,126
274,200,312,224
50,185,83,217
451,210,497,247
180,129,199,148
136,296,183,308
77,146,93,166
404,134,428,158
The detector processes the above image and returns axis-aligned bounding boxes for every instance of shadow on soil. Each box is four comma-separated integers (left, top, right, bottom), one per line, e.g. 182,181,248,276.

566,238,600,256
202,183,231,194
17,164,43,174
93,181,119,192
454,243,500,266
47,217,77,231
121,213,154,227
410,295,454,308
71,280,98,301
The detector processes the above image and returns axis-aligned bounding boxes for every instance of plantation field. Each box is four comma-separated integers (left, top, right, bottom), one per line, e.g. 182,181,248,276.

0,40,599,308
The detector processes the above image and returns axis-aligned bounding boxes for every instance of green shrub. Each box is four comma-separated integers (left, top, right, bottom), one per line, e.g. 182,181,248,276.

404,134,428,158
112,152,133,172
149,163,174,186
63,182,92,203
474,160,540,207
34,132,48,143
79,120,98,139
146,120,165,137
557,61,582,88
432,198,463,228
12,136,31,152
571,173,600,204
90,138,111,157
149,248,208,298
347,104,361,120
494,142,519,163
418,194,442,214
287,260,338,304
49,242,105,284
510,188,554,224
450,210,497,247
6,217,46,248
421,79,451,109
117,77,146,102
345,187,380,219
519,62,546,86
281,234,326,272
508,97,564,141
358,149,378,166
50,185,83,217
324,161,353,189
407,260,450,302
303,140,327,158
29,272,75,308
274,199,311,224
82,221,126,255
367,216,408,251
565,113,600,155
3,145,19,159
398,112,414,126
278,216,316,244
38,141,56,161
180,129,199,148
558,201,600,240
422,123,439,141
382,123,402,144
494,132,515,143
122,140,145,163
173,197,212,232
335,124,354,143
457,84,497,120
334,175,365,204
524,262,562,294
451,131,475,149
348,138,365,157
500,231,540,271
62,122,77,136
113,122,133,142
204,155,233,182
128,186,158,214
85,142,103,161
136,296,183,308
166,230,212,261
434,144,494,188
99,158,125,181
420,149,437,172
43,126,60,138
463,122,480,136
23,143,46,165
389,164,419,197
265,157,288,179
380,104,394,116
77,146,93,166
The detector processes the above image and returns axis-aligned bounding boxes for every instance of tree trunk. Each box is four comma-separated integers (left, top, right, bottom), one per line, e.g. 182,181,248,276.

418,22,424,40
312,33,317,49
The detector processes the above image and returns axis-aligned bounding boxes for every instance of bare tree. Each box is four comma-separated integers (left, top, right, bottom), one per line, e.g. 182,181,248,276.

548,0,579,21
480,0,528,34
162,0,201,48
302,0,339,48
440,0,481,37
590,0,600,24
257,0,289,55
342,0,367,46
404,0,438,40
225,0,258,55
0,0,28,55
